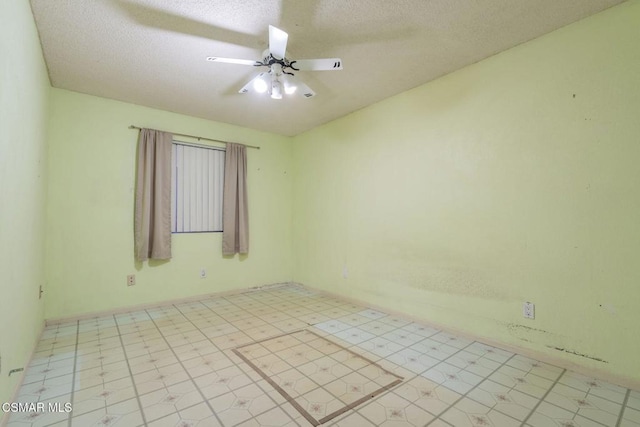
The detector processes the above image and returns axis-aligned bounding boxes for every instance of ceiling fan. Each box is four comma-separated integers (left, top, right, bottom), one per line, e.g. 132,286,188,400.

206,25,343,99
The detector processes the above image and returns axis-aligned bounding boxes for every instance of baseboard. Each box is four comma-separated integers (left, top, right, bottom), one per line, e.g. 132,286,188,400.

45,282,293,326
0,321,46,427
295,282,640,392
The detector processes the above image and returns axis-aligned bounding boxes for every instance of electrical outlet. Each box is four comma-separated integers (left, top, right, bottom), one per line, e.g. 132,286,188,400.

342,266,348,279
200,268,207,279
127,274,136,286
523,302,535,319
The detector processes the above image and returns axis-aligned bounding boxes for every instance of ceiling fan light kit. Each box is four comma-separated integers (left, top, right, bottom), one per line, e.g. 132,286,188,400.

207,25,342,100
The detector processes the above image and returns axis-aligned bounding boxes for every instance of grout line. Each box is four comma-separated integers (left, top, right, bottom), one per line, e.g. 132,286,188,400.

113,314,149,426
66,321,80,427
615,388,632,427
520,367,567,426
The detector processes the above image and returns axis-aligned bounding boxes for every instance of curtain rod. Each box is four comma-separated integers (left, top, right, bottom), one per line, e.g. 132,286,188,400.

128,125,260,150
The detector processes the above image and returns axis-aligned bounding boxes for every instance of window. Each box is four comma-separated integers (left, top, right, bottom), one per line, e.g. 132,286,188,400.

171,142,225,233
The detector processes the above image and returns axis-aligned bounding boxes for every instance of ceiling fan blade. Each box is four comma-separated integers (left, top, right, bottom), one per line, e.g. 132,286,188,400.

269,25,288,59
291,58,343,71
206,57,261,66
297,81,316,98
239,72,269,94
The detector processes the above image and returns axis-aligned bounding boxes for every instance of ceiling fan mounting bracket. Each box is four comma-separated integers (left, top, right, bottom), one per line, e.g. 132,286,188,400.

258,53,297,75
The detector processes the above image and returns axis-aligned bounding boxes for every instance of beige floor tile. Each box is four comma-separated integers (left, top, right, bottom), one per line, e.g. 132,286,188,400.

270,368,318,398
72,376,137,416
628,390,640,409
624,405,640,424
146,402,221,427
444,350,502,378
506,354,564,381
133,362,191,395
69,397,143,427
422,362,484,395
526,401,604,427
208,384,279,426
181,351,234,378
235,406,296,427
128,349,179,375
194,365,254,399
139,380,204,423
394,376,461,416
488,365,555,399
467,379,540,421
331,411,377,426
544,382,622,426
440,397,521,427
465,342,514,364
559,371,628,403
172,340,220,362
17,373,74,402
355,392,436,426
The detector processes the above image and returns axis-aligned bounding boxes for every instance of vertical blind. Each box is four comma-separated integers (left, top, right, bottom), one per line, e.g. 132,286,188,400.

171,142,225,233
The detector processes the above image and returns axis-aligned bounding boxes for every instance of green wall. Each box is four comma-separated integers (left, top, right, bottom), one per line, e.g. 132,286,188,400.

292,1,640,383
0,0,50,409
45,89,293,320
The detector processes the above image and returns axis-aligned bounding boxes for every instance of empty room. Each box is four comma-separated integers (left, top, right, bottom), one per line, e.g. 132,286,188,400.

1,0,639,426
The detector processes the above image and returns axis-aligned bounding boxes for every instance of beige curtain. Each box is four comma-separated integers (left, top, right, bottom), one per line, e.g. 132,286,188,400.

222,143,249,255
134,128,173,261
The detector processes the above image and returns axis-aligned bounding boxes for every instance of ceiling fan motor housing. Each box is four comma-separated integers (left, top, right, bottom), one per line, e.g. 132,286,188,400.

207,25,341,99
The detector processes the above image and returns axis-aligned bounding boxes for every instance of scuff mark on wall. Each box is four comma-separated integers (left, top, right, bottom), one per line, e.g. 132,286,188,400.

503,322,556,342
506,323,549,334
502,322,566,347
547,346,608,363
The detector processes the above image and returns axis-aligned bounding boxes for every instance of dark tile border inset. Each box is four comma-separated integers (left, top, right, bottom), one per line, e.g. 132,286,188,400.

232,329,403,426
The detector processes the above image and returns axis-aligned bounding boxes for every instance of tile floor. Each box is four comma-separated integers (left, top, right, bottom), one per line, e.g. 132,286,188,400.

232,329,402,425
5,284,639,427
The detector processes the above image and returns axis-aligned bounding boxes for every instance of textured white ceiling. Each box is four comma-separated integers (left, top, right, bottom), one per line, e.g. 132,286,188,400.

30,0,625,136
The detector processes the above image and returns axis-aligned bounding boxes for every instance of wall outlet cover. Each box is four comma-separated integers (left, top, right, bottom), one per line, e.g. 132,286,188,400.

523,301,535,319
